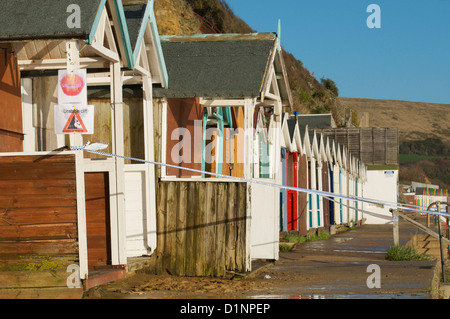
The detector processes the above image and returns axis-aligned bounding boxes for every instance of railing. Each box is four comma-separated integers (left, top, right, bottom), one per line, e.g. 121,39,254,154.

390,201,450,283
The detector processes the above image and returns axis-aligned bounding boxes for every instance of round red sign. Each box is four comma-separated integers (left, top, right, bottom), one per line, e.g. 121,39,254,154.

60,73,84,96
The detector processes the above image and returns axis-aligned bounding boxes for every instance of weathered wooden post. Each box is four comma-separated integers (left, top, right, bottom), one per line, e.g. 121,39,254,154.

391,209,399,246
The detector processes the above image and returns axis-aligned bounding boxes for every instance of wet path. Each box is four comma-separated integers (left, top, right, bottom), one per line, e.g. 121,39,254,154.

248,222,437,299
85,221,438,299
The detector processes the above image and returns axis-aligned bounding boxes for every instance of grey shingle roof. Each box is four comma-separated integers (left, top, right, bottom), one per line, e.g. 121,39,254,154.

153,33,277,98
123,4,147,52
0,0,103,41
287,118,296,141
297,114,335,130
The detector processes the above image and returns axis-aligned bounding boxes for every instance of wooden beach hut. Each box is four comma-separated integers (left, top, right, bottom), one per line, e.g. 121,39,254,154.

0,0,167,295
151,32,293,276
286,114,309,235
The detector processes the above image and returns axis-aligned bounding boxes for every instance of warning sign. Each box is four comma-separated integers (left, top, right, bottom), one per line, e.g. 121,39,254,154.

54,105,94,135
58,69,87,105
63,109,88,133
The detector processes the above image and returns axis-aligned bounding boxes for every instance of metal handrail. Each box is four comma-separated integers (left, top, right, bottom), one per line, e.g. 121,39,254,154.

428,202,449,283
390,201,449,283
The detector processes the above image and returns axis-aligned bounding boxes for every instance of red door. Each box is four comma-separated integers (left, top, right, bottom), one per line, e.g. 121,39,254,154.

287,152,299,231
287,191,298,231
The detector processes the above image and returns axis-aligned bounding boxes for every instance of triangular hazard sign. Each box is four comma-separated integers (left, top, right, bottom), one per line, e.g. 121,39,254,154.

63,109,88,133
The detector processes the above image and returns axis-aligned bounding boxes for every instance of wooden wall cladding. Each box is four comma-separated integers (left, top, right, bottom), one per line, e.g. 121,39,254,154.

0,155,78,256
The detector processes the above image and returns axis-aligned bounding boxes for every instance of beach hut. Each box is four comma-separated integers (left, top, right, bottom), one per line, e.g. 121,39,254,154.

151,32,293,276
288,114,309,235
0,0,167,293
322,128,399,224
325,136,336,227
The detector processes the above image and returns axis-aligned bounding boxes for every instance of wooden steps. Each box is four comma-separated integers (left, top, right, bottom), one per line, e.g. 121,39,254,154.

83,266,127,292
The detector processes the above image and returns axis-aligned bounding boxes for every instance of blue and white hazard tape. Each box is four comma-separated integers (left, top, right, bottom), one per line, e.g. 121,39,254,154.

71,142,450,219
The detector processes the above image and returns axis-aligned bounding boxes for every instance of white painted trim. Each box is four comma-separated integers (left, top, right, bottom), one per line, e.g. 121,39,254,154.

134,65,151,77
111,61,127,266
142,74,157,252
124,163,147,172
94,7,107,46
108,0,128,69
87,76,111,86
21,78,35,153
102,7,118,55
83,158,115,172
75,146,89,280
199,98,247,107
18,57,108,70
161,99,168,178
160,177,247,183
317,161,324,227
245,183,252,272
243,99,255,180
138,39,151,74
310,158,317,229
90,43,120,63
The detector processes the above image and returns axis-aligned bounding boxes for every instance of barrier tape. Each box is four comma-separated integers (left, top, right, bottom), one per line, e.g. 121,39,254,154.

71,142,450,219
323,195,394,221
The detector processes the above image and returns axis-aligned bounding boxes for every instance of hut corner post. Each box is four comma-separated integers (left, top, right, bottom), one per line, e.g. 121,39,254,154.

65,40,89,280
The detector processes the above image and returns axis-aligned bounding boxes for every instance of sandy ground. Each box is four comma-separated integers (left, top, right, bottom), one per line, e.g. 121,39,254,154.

84,272,277,299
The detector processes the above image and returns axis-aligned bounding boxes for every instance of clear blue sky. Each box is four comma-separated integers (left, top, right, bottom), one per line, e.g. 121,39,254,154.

225,0,450,104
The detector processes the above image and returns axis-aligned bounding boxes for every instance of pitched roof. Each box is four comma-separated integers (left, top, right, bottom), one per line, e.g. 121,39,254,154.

123,1,168,87
124,4,147,52
153,33,278,98
296,113,335,130
287,118,297,142
0,0,104,41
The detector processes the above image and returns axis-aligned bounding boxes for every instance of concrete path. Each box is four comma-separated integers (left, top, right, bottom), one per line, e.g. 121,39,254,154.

85,218,443,300
248,220,440,299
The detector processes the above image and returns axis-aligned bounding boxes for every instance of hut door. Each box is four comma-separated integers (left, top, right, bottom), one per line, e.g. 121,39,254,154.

287,191,298,231
85,172,112,269
329,170,335,225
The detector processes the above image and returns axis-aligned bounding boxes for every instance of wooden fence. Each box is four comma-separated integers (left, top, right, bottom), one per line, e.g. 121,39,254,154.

148,181,249,277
